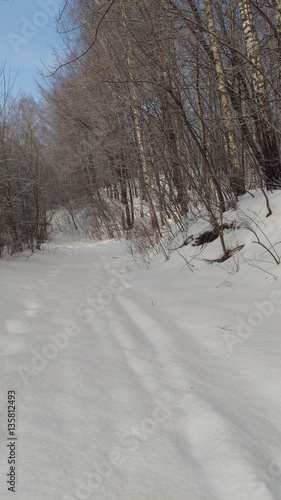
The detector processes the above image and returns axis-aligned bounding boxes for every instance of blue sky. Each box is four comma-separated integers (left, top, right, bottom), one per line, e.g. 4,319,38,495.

0,0,65,99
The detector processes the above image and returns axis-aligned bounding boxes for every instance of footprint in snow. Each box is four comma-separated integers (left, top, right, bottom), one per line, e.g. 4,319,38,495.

24,299,40,318
6,319,29,334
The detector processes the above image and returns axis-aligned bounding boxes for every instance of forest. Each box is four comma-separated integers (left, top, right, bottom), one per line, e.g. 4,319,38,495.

1,0,280,257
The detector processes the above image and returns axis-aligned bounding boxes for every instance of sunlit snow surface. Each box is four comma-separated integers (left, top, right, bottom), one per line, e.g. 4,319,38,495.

1,191,281,499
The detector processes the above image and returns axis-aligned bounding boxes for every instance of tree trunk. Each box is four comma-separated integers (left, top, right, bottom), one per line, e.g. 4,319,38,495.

120,1,161,233
239,0,281,189
204,0,245,197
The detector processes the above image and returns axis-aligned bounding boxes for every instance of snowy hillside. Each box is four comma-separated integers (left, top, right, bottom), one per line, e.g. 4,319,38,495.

1,190,281,499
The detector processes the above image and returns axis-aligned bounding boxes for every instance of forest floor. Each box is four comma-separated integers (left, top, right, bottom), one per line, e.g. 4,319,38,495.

1,190,281,499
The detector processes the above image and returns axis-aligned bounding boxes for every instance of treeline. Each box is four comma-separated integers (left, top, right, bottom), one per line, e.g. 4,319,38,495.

0,80,57,255
1,0,281,254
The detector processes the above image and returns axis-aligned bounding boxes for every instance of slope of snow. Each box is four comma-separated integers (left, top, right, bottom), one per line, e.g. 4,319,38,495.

1,190,281,499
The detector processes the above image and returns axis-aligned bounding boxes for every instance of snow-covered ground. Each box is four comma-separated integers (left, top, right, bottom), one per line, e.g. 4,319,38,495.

1,190,281,499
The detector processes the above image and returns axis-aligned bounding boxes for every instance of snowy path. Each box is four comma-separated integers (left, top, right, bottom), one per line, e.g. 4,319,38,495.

1,235,281,499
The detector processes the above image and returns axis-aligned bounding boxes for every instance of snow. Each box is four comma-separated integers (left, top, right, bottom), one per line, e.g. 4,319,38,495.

1,190,281,499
